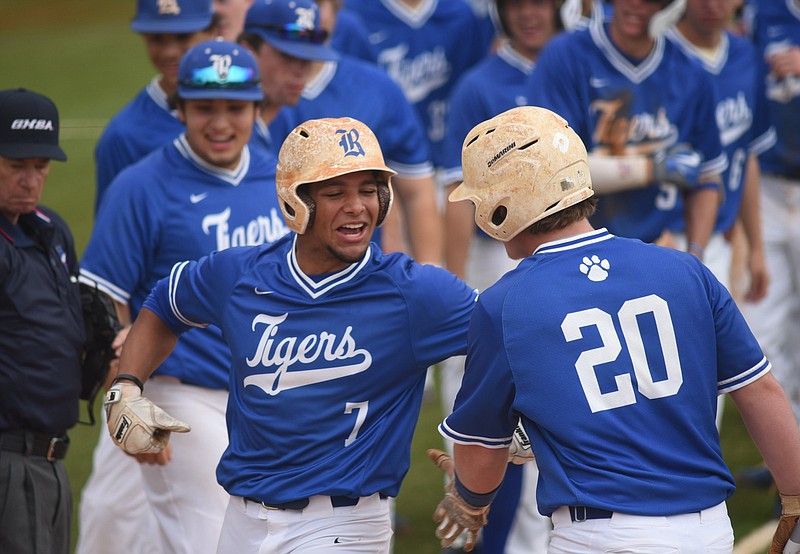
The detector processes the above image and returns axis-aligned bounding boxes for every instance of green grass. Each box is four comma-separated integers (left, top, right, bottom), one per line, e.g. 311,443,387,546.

0,2,779,553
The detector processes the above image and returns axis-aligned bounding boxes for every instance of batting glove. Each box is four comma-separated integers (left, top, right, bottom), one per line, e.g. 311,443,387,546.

652,143,702,190
427,449,490,552
105,382,190,456
771,494,800,554
509,422,535,465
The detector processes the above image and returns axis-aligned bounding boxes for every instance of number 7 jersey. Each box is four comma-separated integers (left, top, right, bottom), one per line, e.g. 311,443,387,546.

440,228,769,517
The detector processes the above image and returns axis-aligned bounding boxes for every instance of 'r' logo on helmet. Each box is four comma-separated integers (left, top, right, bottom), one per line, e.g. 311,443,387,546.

337,129,365,158
158,0,181,16
210,54,232,80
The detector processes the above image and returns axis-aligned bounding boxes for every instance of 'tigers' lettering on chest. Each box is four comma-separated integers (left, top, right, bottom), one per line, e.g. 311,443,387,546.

243,313,373,395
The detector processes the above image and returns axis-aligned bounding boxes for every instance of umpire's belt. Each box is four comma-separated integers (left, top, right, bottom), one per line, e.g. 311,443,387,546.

0,429,69,461
245,493,389,511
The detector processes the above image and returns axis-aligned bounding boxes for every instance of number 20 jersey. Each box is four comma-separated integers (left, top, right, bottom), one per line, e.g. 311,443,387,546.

441,229,769,517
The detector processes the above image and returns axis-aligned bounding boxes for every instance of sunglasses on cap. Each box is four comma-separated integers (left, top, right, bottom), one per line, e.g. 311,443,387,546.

254,23,329,45
181,65,259,89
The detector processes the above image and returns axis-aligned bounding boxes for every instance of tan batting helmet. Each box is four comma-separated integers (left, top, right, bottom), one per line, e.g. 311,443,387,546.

276,117,397,234
450,106,593,242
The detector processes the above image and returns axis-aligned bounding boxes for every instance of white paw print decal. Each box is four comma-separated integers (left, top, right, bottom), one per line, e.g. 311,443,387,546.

580,255,610,282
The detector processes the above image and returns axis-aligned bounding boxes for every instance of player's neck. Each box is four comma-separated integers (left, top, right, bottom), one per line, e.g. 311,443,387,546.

259,102,281,126
676,19,723,50
512,219,596,258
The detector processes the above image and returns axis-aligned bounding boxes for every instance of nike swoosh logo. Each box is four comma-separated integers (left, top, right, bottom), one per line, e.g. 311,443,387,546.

589,77,608,88
254,288,274,295
190,192,209,204
368,30,387,44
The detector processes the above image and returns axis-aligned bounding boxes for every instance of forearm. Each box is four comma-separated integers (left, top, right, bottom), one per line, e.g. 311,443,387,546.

683,186,720,256
738,156,764,257
394,176,443,264
115,307,179,384
587,153,651,194
731,373,800,495
444,183,475,279
453,443,509,494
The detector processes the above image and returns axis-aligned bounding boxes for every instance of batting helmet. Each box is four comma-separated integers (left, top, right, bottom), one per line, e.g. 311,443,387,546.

178,39,263,101
450,106,593,242
276,117,397,234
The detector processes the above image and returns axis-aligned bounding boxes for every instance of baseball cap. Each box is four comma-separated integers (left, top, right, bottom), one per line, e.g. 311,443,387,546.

0,88,67,161
131,0,214,33
178,39,264,101
244,0,339,62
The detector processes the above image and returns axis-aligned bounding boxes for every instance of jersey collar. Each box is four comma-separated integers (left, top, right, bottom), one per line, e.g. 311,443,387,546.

498,42,535,75
380,0,437,29
534,228,614,255
590,20,665,84
286,234,372,299
173,134,251,186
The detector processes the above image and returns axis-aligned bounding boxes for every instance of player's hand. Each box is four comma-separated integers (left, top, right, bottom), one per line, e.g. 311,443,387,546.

509,422,535,465
652,144,702,190
104,382,190,456
770,494,800,553
427,449,490,552
745,248,769,303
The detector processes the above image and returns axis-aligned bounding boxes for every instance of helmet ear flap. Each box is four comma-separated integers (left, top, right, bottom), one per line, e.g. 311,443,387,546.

295,185,316,232
375,180,393,228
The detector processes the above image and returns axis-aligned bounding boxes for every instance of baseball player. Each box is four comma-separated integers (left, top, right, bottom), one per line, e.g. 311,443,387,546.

80,39,289,554
93,0,218,211
238,0,339,154
101,116,478,554
664,0,774,297
345,0,492,175
78,3,218,552
528,0,727,257
268,0,443,265
438,0,563,552
431,105,800,553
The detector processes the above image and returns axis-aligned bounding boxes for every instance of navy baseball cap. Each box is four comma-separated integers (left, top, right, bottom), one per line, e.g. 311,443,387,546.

244,0,339,62
131,0,214,33
178,39,264,101
0,89,67,161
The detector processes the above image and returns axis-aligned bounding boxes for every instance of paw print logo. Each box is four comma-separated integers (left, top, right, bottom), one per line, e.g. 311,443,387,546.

579,255,610,282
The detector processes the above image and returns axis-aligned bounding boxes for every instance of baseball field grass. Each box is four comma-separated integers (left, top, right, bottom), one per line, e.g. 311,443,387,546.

0,1,778,552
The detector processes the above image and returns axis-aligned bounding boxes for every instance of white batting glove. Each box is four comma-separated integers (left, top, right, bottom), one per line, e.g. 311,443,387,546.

652,143,702,190
509,422,535,465
427,449,489,552
770,494,800,554
104,382,190,455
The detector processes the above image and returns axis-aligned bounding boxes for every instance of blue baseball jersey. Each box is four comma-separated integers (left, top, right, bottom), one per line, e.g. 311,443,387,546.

94,78,184,212
746,0,800,177
345,0,490,168
529,22,727,242
666,28,776,233
331,8,379,63
441,42,534,185
142,236,478,502
440,228,769,517
81,136,289,389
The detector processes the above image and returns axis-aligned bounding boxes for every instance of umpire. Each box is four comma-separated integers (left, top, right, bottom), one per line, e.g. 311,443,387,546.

0,88,83,554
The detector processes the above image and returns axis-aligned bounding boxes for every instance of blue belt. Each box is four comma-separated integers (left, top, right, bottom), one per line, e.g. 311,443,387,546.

245,493,388,511
568,506,614,521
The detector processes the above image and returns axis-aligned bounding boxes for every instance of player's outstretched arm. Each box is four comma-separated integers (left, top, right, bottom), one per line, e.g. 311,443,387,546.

104,308,189,458
730,373,800,553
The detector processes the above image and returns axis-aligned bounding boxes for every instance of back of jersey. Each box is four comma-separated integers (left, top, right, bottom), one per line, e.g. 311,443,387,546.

473,230,766,515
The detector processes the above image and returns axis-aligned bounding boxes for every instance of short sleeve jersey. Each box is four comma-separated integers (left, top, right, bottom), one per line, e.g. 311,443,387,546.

143,236,478,502
441,229,768,517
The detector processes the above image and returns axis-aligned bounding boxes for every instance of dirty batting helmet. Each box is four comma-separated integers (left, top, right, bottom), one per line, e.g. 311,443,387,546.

276,117,397,234
450,106,593,242
178,38,263,101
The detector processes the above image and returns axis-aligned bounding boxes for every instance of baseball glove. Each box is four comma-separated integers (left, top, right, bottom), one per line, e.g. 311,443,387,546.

105,383,191,455
770,494,800,553
427,448,489,552
79,279,122,425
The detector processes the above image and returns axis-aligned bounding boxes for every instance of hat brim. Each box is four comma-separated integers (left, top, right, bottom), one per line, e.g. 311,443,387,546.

248,29,340,61
178,89,264,102
0,143,67,161
131,16,212,34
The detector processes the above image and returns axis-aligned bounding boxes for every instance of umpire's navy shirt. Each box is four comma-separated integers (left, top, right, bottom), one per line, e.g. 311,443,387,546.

0,207,83,434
